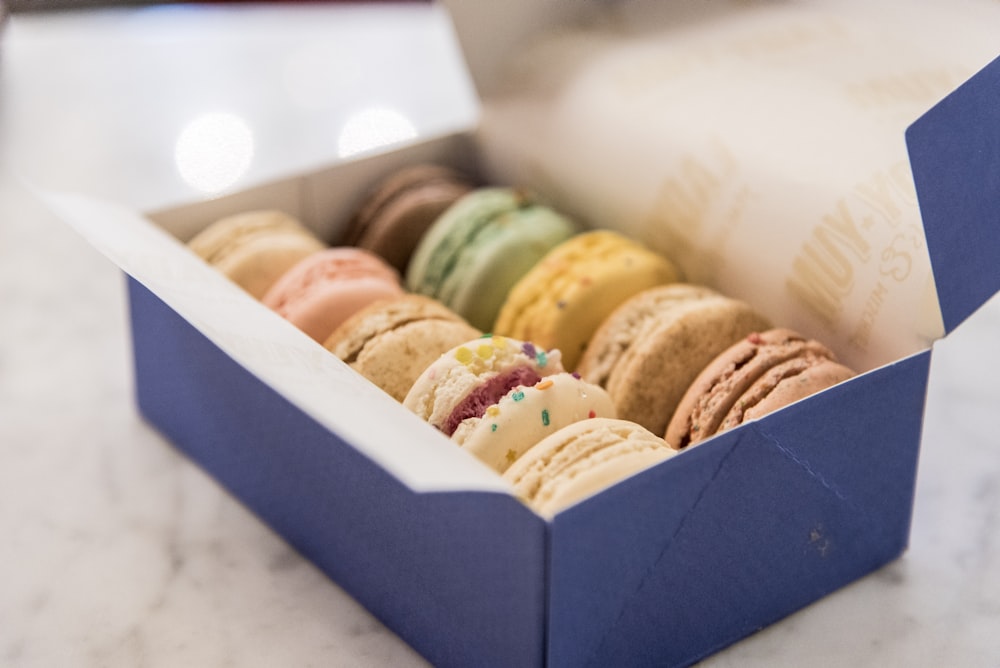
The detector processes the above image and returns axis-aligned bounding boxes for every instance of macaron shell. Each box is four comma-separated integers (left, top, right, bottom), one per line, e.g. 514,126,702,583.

406,188,575,331
535,445,673,518
454,373,616,473
585,286,772,435
343,164,473,273
667,330,830,447
437,204,576,331
273,278,404,343
324,294,472,362
665,328,855,449
262,248,403,342
722,357,856,429
494,230,680,370
407,188,522,294
503,418,674,518
346,319,481,403
578,283,721,387
403,336,564,433
188,210,325,299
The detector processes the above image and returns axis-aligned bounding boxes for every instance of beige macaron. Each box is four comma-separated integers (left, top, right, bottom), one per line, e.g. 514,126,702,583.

324,294,481,402
187,210,325,299
503,418,675,518
577,283,771,436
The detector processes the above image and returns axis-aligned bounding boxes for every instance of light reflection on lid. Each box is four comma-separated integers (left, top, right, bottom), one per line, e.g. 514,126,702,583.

174,112,254,194
337,107,417,159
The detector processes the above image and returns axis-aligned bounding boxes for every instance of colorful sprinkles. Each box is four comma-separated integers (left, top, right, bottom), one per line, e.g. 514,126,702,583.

536,379,554,391
511,390,525,402
541,409,550,426
455,336,511,367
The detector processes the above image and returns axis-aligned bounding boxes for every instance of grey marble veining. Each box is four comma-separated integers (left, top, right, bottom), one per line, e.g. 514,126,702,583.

2,5,999,667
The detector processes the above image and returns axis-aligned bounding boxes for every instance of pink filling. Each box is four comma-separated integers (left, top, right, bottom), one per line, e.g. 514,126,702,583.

442,366,542,436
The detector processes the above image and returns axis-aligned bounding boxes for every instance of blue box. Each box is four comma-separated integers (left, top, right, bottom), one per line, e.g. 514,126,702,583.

50,7,1000,666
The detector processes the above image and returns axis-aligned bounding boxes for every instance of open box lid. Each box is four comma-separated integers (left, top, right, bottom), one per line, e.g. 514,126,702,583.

443,0,1000,372
907,54,1000,335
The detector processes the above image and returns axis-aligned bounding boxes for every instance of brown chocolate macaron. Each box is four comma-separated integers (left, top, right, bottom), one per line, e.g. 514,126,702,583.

577,283,771,436
665,328,856,450
323,294,481,402
341,164,473,273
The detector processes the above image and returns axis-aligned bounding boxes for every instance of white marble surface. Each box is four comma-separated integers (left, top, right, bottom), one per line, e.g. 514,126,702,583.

1,5,999,667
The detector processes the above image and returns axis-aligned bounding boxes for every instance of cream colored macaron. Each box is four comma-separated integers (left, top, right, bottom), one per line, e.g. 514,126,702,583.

453,373,616,473
503,418,675,518
187,210,325,299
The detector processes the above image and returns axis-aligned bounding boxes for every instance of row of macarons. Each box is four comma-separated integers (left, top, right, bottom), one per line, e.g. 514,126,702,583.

321,292,855,516
186,163,681,368
185,164,857,514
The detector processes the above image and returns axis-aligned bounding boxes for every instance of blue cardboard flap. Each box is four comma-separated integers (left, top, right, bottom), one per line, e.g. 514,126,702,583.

907,54,1000,335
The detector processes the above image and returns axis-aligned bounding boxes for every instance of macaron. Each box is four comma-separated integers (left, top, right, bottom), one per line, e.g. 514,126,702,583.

494,230,681,371
503,418,676,518
405,187,576,332
341,164,474,273
403,335,564,438
577,283,771,436
323,294,481,402
262,247,403,343
454,372,616,474
187,210,325,299
665,328,857,450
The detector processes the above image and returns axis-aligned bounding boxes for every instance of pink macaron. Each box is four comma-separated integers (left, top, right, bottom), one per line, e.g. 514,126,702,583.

262,247,404,342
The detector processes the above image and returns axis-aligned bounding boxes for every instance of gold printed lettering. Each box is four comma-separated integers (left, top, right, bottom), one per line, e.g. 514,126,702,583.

856,172,902,226
821,199,871,262
644,144,738,283
848,280,889,351
787,256,843,327
808,228,856,289
787,198,871,327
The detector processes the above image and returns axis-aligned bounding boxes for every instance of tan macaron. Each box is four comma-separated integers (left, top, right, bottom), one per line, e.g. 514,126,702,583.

324,294,481,402
503,418,675,518
577,283,771,436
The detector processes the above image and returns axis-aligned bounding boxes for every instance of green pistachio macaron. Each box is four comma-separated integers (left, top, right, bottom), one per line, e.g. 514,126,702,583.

405,187,577,332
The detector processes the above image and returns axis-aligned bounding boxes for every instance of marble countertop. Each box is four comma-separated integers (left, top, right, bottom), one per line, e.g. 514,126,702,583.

2,5,999,666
